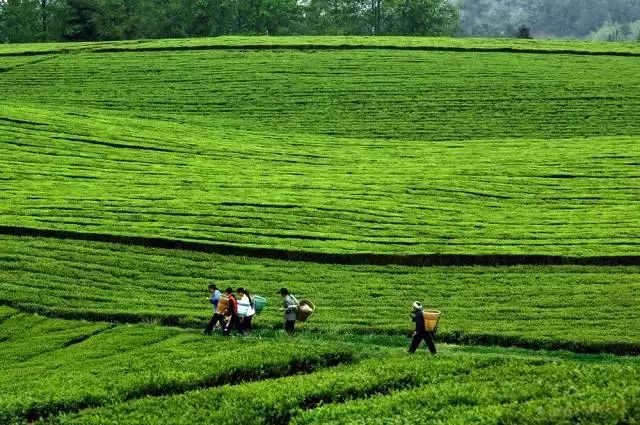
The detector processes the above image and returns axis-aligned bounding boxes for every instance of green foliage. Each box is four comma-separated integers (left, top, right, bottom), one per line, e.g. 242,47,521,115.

1,39,639,353
63,0,99,40
0,0,69,42
1,236,640,353
1,96,639,256
4,46,640,143
0,315,356,423
0,306,18,322
1,36,639,423
42,348,640,424
2,312,638,424
292,361,640,424
0,0,460,41
388,0,459,35
3,35,640,55
0,0,41,42
0,313,112,363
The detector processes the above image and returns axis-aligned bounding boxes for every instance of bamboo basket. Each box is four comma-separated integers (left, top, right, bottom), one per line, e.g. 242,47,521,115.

423,310,441,332
216,296,229,315
297,299,315,322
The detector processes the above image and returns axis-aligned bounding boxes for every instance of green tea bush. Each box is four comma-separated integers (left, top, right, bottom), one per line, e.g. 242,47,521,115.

2,236,639,354
0,317,356,424
48,351,640,425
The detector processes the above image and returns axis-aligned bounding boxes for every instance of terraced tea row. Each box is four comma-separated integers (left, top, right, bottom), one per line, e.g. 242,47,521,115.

86,35,640,55
2,47,640,141
1,106,638,257
0,36,640,56
292,359,640,425
2,309,638,425
2,236,639,354
3,36,640,57
3,35,640,424
0,310,356,424
47,340,640,425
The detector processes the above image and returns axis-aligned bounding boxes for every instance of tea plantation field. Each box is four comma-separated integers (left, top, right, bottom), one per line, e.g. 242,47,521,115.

2,236,640,355
1,105,639,257
1,37,640,423
1,305,639,424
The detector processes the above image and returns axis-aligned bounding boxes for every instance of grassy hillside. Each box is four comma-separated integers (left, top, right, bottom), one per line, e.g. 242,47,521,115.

1,310,639,424
48,347,640,425
2,236,639,354
2,37,639,257
1,105,639,256
0,310,357,424
3,49,640,141
1,37,639,424
3,36,640,56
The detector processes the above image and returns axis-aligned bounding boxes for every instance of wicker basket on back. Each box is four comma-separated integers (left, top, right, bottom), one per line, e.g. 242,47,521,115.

423,310,441,333
216,296,229,315
297,299,315,322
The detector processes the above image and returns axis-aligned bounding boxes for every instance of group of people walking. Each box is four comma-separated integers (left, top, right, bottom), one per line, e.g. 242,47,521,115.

203,284,437,355
203,285,301,336
203,285,256,336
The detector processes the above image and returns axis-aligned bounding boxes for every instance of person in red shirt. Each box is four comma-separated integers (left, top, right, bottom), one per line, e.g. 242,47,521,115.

222,288,241,336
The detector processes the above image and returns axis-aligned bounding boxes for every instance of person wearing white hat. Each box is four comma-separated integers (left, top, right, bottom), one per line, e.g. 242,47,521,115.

408,301,437,355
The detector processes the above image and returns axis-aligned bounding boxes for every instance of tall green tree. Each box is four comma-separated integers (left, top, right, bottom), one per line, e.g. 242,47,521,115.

256,0,301,34
305,0,369,35
62,0,98,40
370,0,383,34
192,0,235,36
1,0,461,42
389,0,459,35
0,0,40,42
92,0,127,39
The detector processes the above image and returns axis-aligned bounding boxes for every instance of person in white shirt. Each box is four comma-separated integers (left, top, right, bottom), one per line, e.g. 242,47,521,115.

236,287,256,333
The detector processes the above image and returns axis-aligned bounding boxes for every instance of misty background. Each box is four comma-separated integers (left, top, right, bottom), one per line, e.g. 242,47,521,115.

454,0,640,41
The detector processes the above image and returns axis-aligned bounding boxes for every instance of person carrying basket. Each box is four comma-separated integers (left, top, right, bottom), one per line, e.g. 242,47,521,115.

279,288,298,335
408,301,437,355
222,288,241,336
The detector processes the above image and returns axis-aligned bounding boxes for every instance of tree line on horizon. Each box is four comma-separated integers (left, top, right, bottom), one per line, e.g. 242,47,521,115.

0,0,459,43
2,0,640,43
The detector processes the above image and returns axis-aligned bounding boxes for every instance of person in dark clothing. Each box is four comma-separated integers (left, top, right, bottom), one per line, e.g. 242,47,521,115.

408,301,437,355
222,287,241,336
203,284,224,335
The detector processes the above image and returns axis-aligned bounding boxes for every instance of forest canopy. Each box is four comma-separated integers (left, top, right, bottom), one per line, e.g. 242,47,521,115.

0,0,459,42
1,0,640,43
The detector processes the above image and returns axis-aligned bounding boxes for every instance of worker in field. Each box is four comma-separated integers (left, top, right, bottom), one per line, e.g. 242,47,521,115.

279,287,298,335
408,301,437,355
222,287,241,336
203,284,224,335
236,287,256,333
